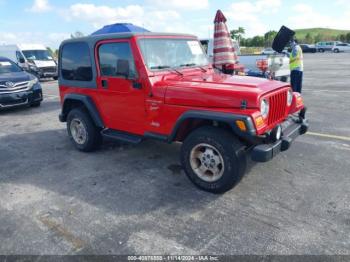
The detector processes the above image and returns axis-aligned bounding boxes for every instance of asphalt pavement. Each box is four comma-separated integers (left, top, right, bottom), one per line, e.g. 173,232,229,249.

0,53,349,255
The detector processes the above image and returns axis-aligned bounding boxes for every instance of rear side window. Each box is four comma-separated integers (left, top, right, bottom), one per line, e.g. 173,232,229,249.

61,42,93,81
98,42,137,78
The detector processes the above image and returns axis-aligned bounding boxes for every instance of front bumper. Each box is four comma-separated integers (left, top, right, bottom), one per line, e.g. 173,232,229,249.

251,110,309,162
0,87,43,109
29,67,58,78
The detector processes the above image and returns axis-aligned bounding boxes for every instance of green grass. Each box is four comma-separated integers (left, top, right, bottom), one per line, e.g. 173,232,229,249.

294,28,350,41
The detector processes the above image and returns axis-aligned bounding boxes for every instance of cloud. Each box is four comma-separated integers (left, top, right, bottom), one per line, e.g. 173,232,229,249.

27,0,51,13
224,0,282,36
287,3,350,30
67,4,145,28
147,0,209,10
63,3,184,34
0,31,70,48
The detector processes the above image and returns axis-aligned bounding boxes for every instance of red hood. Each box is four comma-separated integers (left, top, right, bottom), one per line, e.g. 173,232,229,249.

161,72,290,109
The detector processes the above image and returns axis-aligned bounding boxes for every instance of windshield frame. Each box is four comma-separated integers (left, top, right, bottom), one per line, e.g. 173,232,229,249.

0,59,23,74
137,36,210,72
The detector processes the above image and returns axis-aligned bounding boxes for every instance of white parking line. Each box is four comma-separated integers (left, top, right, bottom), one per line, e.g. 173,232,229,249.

307,132,350,142
43,94,59,98
303,89,350,93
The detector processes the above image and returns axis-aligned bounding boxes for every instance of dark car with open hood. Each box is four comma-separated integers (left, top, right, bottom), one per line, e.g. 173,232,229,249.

0,57,42,110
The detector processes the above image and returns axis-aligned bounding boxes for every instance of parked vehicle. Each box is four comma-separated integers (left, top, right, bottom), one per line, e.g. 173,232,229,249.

332,43,350,53
201,39,290,82
58,32,308,193
0,44,57,80
300,44,317,53
0,57,42,109
316,41,341,52
261,48,277,55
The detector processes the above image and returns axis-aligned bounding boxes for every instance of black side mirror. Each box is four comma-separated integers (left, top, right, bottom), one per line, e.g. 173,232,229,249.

19,58,25,63
116,59,130,79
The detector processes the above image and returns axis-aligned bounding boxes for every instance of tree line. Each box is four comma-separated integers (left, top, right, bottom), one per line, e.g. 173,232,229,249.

230,28,350,47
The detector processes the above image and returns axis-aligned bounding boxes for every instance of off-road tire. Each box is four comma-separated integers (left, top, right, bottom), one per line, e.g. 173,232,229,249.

67,108,102,152
181,126,247,194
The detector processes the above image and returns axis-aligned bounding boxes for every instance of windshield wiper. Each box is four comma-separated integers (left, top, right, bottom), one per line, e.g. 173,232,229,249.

180,63,207,72
150,65,183,76
150,65,171,69
180,63,196,67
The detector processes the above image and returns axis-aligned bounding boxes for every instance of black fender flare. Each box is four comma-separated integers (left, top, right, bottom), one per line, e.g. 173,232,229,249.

59,94,104,128
168,110,257,142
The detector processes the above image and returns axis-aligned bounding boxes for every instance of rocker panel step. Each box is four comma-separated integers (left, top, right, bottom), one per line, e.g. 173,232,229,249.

101,129,142,144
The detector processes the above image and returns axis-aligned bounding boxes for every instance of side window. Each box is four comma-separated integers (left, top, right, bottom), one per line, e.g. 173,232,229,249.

98,42,137,78
61,42,93,81
16,51,25,62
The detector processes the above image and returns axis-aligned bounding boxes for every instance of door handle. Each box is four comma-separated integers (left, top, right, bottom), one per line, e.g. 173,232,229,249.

101,79,108,89
132,81,142,89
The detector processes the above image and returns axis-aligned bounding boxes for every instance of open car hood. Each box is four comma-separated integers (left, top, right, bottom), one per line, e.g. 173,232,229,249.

272,26,295,53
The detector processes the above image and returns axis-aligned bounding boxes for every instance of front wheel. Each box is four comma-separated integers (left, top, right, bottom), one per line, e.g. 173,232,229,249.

181,126,247,194
67,108,102,152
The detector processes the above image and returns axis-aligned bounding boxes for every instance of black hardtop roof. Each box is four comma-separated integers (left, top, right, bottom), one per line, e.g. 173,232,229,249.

60,32,198,48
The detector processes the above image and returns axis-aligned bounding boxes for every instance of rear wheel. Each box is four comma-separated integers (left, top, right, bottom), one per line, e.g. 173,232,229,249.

319,48,325,53
334,49,339,53
181,126,247,194
67,108,102,152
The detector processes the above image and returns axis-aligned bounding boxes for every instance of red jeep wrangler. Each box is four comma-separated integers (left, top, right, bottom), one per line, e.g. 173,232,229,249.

58,32,308,193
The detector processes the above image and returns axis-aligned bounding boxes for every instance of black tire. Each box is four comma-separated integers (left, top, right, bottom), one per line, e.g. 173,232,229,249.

181,126,247,194
319,48,324,53
334,49,339,53
53,76,58,80
66,108,102,152
30,101,41,107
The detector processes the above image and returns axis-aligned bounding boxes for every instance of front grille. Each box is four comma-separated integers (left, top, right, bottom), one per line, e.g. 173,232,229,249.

0,81,29,93
41,66,56,73
267,90,287,126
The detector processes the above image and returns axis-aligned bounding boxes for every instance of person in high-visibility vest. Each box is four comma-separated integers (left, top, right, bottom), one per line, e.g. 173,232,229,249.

289,39,304,93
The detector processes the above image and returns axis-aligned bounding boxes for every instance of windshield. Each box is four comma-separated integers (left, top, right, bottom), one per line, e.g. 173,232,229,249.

22,50,53,61
0,60,22,74
139,38,209,70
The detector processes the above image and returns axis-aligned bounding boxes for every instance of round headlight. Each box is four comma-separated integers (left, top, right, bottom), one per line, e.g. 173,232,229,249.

287,89,293,106
260,98,269,119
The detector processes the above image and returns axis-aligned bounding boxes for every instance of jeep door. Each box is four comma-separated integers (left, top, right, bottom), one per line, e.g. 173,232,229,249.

95,40,146,134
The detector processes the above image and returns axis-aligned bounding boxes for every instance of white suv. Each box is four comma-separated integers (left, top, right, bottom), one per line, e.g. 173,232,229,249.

332,43,350,53
316,41,341,52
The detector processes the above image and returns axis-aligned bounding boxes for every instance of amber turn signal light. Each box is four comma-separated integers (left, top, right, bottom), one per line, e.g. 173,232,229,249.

254,116,265,128
296,96,303,107
236,120,247,131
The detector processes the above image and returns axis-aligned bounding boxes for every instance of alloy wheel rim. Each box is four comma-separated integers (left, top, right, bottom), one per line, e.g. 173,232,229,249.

190,143,225,182
70,118,87,145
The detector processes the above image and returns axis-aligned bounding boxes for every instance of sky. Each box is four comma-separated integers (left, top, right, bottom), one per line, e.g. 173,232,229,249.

0,0,349,49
